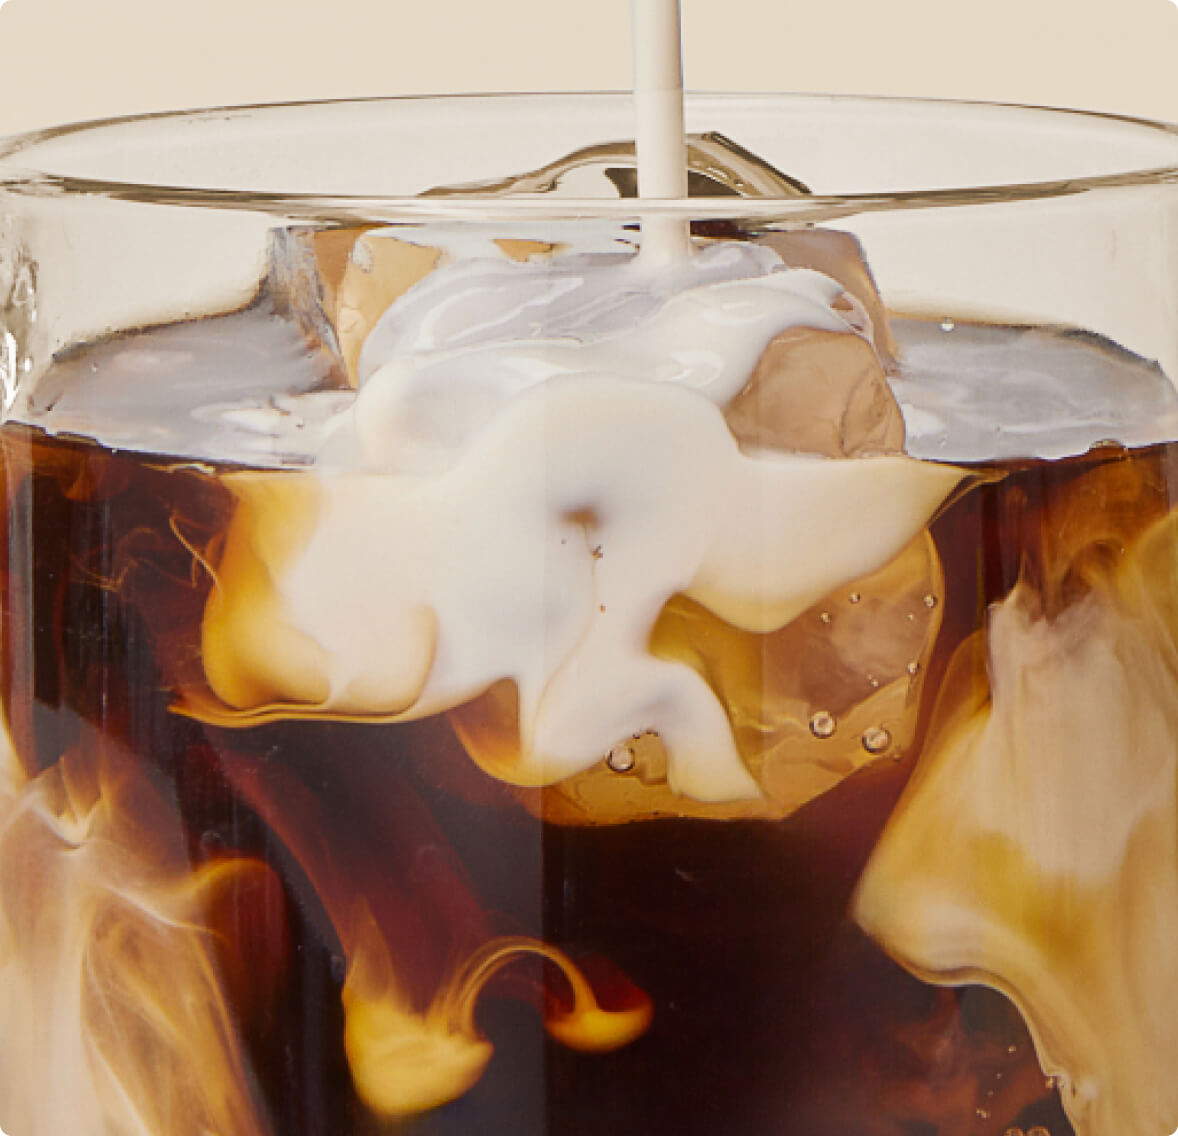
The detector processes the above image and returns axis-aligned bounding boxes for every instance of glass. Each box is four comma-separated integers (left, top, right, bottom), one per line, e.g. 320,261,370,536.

1,93,1177,1136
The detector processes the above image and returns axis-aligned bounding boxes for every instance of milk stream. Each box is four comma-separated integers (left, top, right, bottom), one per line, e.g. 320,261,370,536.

630,0,691,265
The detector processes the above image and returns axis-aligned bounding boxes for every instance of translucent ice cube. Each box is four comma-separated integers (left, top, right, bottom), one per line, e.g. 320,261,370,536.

761,230,897,365
267,226,443,387
451,529,945,825
724,319,905,458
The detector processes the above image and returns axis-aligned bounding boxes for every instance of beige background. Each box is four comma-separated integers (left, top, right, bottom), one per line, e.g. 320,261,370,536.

1,0,1178,136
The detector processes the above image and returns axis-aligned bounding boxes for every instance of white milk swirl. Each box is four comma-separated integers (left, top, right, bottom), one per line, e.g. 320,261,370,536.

332,243,854,473
202,240,963,801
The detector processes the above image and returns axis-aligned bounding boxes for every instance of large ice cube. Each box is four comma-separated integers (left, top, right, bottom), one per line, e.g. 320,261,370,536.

724,320,905,458
268,226,443,387
454,530,946,825
761,230,897,365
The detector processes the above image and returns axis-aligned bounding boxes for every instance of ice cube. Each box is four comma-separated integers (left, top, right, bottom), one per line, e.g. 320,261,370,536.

267,226,443,387
657,531,943,805
761,230,897,365
721,224,905,458
724,320,905,458
452,529,945,826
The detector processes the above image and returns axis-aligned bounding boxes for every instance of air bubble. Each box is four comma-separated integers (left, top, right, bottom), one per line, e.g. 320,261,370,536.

1003,1129,1025,1136
940,318,956,332
861,726,891,754
922,593,938,609
607,743,635,773
848,592,862,604
976,1108,990,1121
809,711,837,739
819,611,833,626
906,661,921,677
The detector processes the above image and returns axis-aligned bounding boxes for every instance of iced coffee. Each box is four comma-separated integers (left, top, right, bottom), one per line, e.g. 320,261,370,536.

0,97,1177,1136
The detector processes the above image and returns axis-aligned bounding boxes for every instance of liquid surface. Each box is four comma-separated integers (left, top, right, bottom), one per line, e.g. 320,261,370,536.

22,261,1178,470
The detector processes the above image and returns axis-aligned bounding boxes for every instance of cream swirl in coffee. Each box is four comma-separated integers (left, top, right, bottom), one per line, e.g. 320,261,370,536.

200,238,962,802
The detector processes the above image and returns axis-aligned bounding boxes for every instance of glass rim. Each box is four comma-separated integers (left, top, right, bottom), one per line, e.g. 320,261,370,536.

3,91,1178,222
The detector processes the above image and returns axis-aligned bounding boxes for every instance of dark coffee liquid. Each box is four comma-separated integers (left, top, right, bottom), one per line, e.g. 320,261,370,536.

3,403,1146,1134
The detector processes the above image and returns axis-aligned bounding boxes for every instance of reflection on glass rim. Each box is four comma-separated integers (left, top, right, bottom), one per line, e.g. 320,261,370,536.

2,92,1177,220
